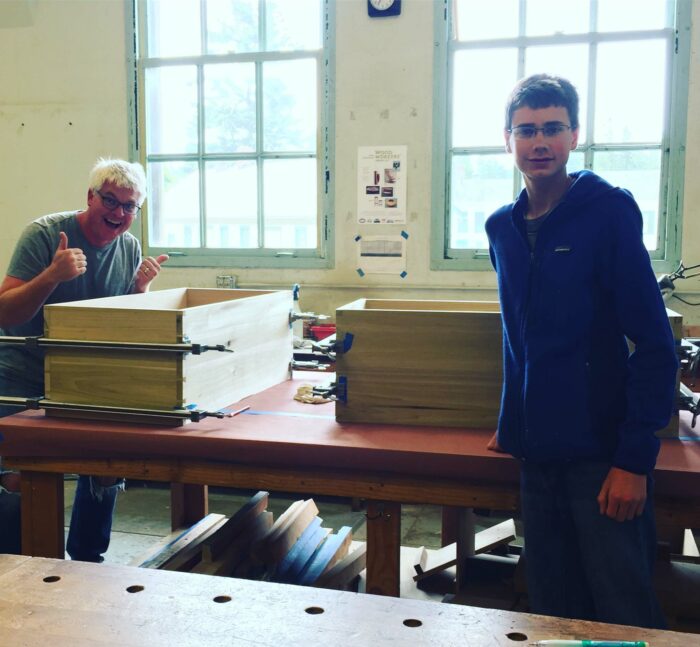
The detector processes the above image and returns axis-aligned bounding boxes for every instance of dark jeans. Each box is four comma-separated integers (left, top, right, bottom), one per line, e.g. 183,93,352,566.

66,475,120,562
0,489,21,554
520,460,666,628
1,404,118,563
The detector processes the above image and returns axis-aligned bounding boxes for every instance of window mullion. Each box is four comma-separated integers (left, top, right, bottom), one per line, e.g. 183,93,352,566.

256,59,265,250
197,63,207,249
256,0,267,250
200,0,208,54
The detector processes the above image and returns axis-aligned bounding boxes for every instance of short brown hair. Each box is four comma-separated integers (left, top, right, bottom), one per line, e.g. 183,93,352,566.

505,74,579,130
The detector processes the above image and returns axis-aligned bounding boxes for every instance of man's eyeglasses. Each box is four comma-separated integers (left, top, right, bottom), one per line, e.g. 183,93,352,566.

95,189,141,215
508,123,572,140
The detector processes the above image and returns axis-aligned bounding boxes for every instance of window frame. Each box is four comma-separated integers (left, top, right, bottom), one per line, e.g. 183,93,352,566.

127,0,335,269
431,0,690,273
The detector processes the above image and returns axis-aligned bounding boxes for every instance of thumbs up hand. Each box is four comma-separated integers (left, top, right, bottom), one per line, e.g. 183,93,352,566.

49,232,87,282
133,254,169,293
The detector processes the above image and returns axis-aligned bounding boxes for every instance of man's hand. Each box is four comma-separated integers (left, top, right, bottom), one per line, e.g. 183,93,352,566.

0,472,21,493
597,466,647,522
133,254,169,293
49,232,87,283
487,431,505,453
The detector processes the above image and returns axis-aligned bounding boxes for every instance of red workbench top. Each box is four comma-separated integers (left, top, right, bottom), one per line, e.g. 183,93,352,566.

0,373,698,496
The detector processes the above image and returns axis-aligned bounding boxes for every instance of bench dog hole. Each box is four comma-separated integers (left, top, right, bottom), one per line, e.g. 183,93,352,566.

305,606,324,615
213,595,232,603
43,576,61,583
506,632,528,641
403,619,422,628
126,585,144,593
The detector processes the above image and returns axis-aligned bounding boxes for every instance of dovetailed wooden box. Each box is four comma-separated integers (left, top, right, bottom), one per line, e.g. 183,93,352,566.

335,299,503,428
43,288,293,423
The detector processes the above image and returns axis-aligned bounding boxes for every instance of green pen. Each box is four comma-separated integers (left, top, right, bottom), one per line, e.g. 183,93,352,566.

530,641,649,647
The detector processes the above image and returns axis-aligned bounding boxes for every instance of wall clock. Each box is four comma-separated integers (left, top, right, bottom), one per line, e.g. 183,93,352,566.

368,0,402,18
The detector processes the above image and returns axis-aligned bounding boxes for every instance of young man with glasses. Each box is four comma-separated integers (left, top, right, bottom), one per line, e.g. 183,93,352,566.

485,74,677,627
0,158,168,561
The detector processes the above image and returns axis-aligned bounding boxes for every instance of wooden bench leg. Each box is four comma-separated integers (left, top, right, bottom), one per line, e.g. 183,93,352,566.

442,506,459,546
455,507,476,592
20,471,64,558
170,483,208,531
366,500,401,597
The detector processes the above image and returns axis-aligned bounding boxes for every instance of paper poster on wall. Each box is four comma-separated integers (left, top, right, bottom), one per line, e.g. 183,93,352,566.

356,235,406,275
357,145,407,224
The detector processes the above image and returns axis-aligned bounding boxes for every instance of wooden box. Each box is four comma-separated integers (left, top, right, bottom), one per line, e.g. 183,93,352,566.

659,308,683,438
335,300,684,435
334,299,503,428
43,288,293,423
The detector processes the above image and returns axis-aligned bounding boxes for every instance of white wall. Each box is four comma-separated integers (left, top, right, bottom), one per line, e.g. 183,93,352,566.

0,0,698,323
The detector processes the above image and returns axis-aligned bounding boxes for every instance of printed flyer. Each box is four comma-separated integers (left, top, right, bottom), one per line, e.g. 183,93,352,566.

357,145,407,224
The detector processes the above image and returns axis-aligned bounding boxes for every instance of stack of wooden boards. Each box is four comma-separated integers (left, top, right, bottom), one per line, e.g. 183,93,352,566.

132,491,367,591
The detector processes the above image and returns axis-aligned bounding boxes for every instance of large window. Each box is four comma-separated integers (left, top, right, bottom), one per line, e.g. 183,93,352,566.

131,0,334,268
431,0,690,271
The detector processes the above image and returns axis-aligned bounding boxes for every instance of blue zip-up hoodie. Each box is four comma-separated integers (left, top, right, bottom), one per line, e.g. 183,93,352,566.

485,170,678,475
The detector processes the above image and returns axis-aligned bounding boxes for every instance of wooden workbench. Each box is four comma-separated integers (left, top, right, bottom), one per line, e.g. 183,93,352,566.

1,374,699,597
0,555,697,646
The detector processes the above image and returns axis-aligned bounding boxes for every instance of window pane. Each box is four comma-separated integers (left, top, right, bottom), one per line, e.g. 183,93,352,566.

147,0,201,57
265,0,322,51
526,0,590,36
206,0,259,54
595,40,666,143
450,154,513,249
592,150,662,250
263,159,317,249
597,0,668,32
205,161,258,248
568,151,585,174
145,66,198,155
453,0,519,41
204,63,256,153
263,59,317,152
147,161,200,247
453,49,517,147
525,44,589,143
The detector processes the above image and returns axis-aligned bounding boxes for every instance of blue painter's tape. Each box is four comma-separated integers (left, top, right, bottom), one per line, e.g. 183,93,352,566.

342,332,354,353
354,235,362,242
244,410,336,420
400,230,409,239
185,404,197,410
399,271,407,278
357,268,365,277
337,375,348,404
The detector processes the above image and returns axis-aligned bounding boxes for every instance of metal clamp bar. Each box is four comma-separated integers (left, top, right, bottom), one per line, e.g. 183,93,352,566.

0,396,228,423
311,376,347,403
0,336,232,355
679,383,699,428
288,310,331,324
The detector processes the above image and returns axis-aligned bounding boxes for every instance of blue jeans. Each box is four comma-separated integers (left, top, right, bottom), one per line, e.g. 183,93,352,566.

520,460,665,628
1,404,119,563
66,475,121,562
0,488,21,554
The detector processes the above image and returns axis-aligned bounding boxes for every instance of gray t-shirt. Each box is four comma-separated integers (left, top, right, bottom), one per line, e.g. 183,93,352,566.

0,212,141,398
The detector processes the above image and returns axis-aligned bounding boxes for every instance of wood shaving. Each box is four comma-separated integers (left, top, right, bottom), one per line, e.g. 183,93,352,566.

294,385,331,404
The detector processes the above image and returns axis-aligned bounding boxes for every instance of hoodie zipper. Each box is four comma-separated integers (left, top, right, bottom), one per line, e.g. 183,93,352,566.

517,247,534,459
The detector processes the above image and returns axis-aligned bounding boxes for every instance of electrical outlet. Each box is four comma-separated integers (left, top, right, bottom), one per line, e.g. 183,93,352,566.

216,275,237,289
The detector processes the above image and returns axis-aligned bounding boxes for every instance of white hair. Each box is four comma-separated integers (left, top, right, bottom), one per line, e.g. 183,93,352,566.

88,158,147,200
